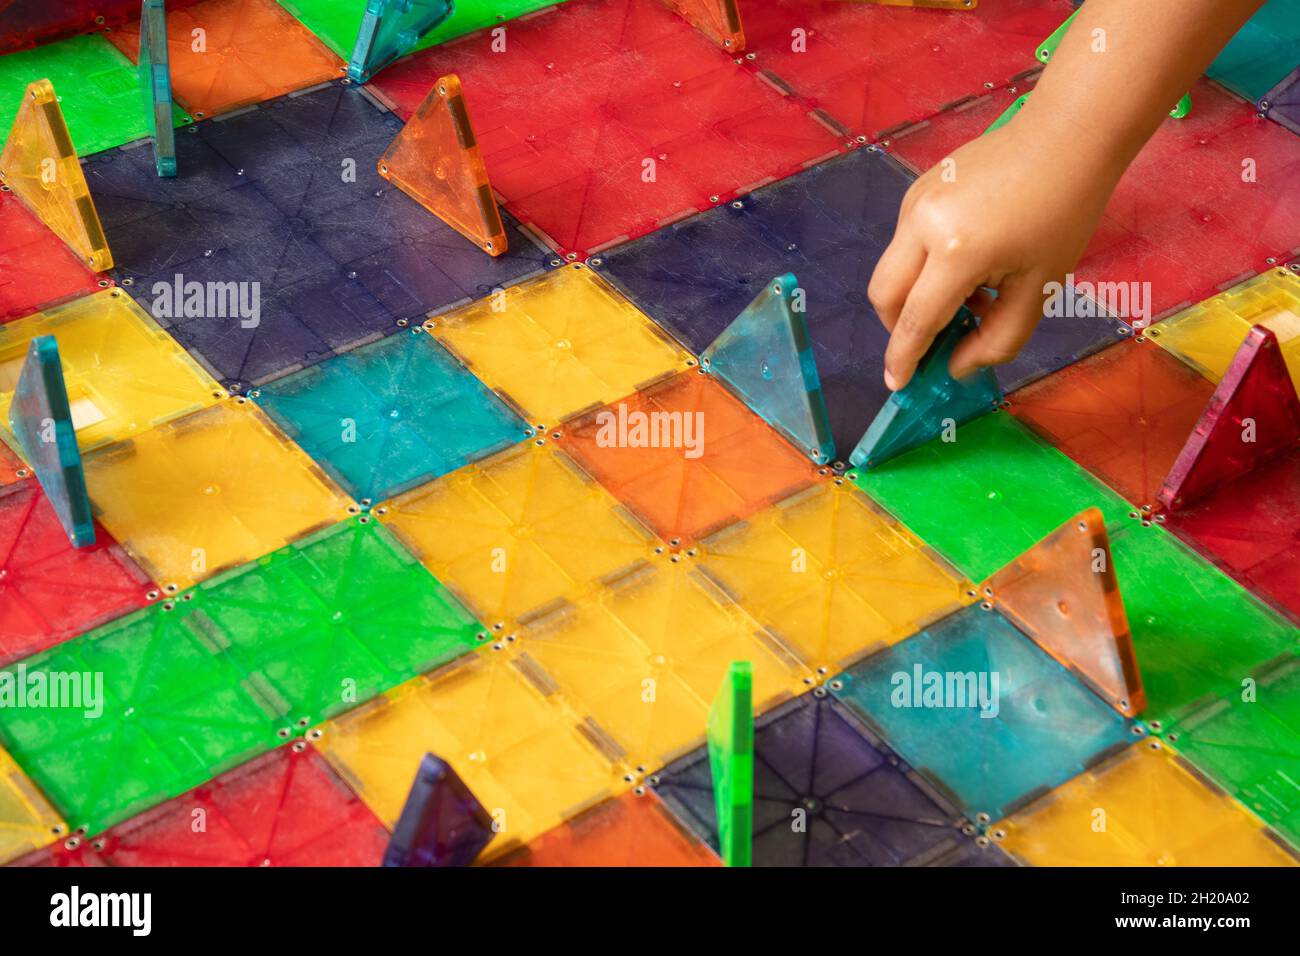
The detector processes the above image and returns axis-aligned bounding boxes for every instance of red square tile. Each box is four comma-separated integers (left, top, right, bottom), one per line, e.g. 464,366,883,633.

0,481,154,666
1007,340,1216,508
371,0,843,256
0,190,106,323
559,371,820,545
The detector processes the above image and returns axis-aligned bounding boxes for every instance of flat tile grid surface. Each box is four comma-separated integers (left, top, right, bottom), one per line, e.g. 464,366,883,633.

1,0,1299,868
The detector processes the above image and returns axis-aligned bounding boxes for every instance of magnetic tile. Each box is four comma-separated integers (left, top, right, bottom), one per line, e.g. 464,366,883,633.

1008,340,1216,508
654,692,1009,867
276,0,566,60
1263,67,1300,137
105,0,345,121
383,751,494,867
1110,522,1300,722
514,557,812,769
1163,449,1300,625
0,481,153,667
0,289,224,454
495,791,719,867
88,81,549,387
0,0,190,54
82,398,356,591
0,744,66,866
378,439,658,628
739,0,1070,139
1207,0,1300,102
852,412,1130,581
0,439,21,487
707,660,752,866
313,651,633,862
886,78,1039,175
698,479,972,674
91,743,389,866
1163,655,1300,849
560,372,822,546
831,604,1135,822
371,0,844,256
599,146,1125,452
668,0,744,52
1153,269,1300,394
0,189,106,324
427,265,693,425
138,0,178,178
254,330,526,502
0,33,191,157
994,741,1298,867
348,0,454,83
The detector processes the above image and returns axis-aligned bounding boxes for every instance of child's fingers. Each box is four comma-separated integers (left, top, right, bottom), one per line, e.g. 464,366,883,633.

882,260,977,390
867,232,926,332
948,276,1044,379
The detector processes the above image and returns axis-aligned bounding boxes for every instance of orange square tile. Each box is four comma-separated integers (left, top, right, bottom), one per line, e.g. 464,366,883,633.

1008,340,1216,508
105,0,343,120
559,372,820,545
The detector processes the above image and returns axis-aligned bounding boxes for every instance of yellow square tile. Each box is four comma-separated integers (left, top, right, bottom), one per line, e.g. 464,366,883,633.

1154,268,1300,391
0,289,224,453
516,558,813,769
1,745,66,865
313,651,630,861
84,398,355,591
698,479,973,674
378,439,659,628
993,742,1299,867
425,264,694,424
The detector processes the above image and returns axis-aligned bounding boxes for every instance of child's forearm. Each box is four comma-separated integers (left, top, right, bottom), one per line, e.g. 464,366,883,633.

1017,0,1268,187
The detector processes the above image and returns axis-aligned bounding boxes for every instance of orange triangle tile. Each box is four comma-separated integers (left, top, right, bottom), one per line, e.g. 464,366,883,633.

378,73,507,256
666,0,745,51
984,507,1145,716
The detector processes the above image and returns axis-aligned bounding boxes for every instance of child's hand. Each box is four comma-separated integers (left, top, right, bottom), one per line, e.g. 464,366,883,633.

868,123,1117,390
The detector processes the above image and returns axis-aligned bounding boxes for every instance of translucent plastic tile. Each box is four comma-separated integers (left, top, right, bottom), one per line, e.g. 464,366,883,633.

986,508,1143,717
852,412,1131,581
0,479,152,667
0,744,66,865
378,440,658,628
832,604,1134,822
654,692,1010,867
0,289,223,454
698,479,971,674
254,331,525,503
1164,655,1300,849
701,273,835,465
277,0,565,60
0,79,113,272
708,661,753,866
379,73,506,254
349,0,454,83
739,0,1071,139
666,0,745,51
994,741,1298,867
1110,522,1300,722
515,558,811,772
82,399,355,591
384,753,494,867
496,791,720,867
1160,326,1300,511
371,0,843,256
6,338,94,548
1207,0,1300,102
138,0,177,177
428,266,693,426
887,79,1039,175
88,81,548,388
1163,450,1300,625
105,0,345,121
0,33,191,157
1154,269,1300,396
851,311,1002,470
599,147,1124,452
314,651,633,862
0,440,21,486
1263,68,1300,137
0,0,187,54
561,372,821,545
0,189,105,323
1009,340,1216,508
94,744,389,866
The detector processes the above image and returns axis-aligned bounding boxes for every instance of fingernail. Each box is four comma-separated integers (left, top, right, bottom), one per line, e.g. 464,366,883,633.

884,369,899,391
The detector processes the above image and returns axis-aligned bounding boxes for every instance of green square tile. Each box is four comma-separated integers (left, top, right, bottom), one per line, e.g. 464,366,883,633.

0,33,191,157
851,412,1130,581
